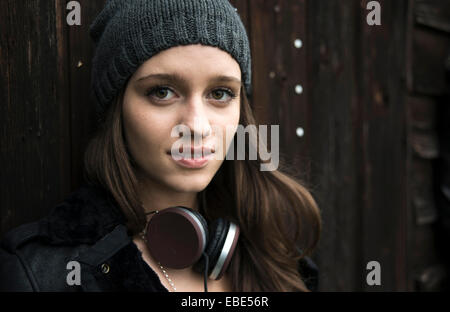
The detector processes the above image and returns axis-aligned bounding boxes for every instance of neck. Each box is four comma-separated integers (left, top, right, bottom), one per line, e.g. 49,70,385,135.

137,177,200,215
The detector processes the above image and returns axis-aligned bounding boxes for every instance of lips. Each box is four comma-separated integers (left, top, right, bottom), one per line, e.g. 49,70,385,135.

167,146,215,159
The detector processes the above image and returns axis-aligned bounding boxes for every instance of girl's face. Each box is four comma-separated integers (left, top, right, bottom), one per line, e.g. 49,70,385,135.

122,44,241,193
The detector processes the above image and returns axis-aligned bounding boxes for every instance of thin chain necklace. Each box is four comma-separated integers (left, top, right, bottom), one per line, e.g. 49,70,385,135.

140,211,177,292
157,261,177,292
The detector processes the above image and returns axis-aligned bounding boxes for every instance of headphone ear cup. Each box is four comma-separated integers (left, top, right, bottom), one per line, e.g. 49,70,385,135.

179,207,209,240
193,218,227,277
145,206,209,269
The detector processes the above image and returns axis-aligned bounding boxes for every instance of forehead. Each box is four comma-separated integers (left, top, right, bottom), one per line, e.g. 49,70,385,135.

132,44,242,82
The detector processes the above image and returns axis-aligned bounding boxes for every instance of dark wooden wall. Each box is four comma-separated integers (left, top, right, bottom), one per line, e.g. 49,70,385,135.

1,0,449,291
406,0,450,291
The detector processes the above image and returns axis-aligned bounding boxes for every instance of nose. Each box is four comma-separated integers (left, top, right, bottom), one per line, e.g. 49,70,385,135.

179,96,212,140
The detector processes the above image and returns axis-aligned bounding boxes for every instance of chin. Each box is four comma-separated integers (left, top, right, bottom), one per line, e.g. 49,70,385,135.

165,172,214,193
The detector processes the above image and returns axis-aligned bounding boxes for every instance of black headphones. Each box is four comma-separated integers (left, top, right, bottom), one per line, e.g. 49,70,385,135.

143,206,240,289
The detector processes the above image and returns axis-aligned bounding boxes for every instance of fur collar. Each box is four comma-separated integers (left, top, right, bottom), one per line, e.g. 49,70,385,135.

41,184,128,245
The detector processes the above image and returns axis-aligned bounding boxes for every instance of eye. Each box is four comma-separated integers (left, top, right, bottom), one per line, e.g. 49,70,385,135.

146,87,175,101
210,88,237,102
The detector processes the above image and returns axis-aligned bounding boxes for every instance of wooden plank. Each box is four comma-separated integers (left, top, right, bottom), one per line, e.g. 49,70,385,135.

407,95,437,130
405,0,415,291
247,0,282,126
411,26,450,96
248,0,310,182
306,0,362,291
359,0,408,291
432,84,450,291
406,0,415,93
409,129,439,160
68,0,107,189
0,0,71,237
415,0,450,33
54,0,72,202
229,0,250,33
411,221,444,290
410,157,438,225
406,0,450,291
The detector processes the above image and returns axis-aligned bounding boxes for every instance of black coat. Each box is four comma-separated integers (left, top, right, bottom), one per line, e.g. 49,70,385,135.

0,184,319,292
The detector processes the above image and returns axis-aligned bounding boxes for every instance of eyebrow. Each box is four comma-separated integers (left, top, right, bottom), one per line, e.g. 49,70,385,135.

136,73,241,85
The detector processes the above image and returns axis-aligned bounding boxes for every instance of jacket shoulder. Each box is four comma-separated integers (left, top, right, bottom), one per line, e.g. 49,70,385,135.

0,221,86,292
0,222,42,291
1,221,42,253
0,246,35,291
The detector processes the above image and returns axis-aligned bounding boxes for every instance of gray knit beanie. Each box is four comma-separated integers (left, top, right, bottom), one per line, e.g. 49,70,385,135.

89,0,252,118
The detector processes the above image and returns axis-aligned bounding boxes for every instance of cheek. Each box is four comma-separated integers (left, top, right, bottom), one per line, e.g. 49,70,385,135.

122,100,173,160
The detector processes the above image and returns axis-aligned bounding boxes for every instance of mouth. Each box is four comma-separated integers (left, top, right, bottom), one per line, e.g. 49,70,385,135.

166,146,216,169
166,146,216,159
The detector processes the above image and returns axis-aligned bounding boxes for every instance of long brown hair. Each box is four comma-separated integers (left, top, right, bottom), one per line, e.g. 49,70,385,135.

83,84,322,292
